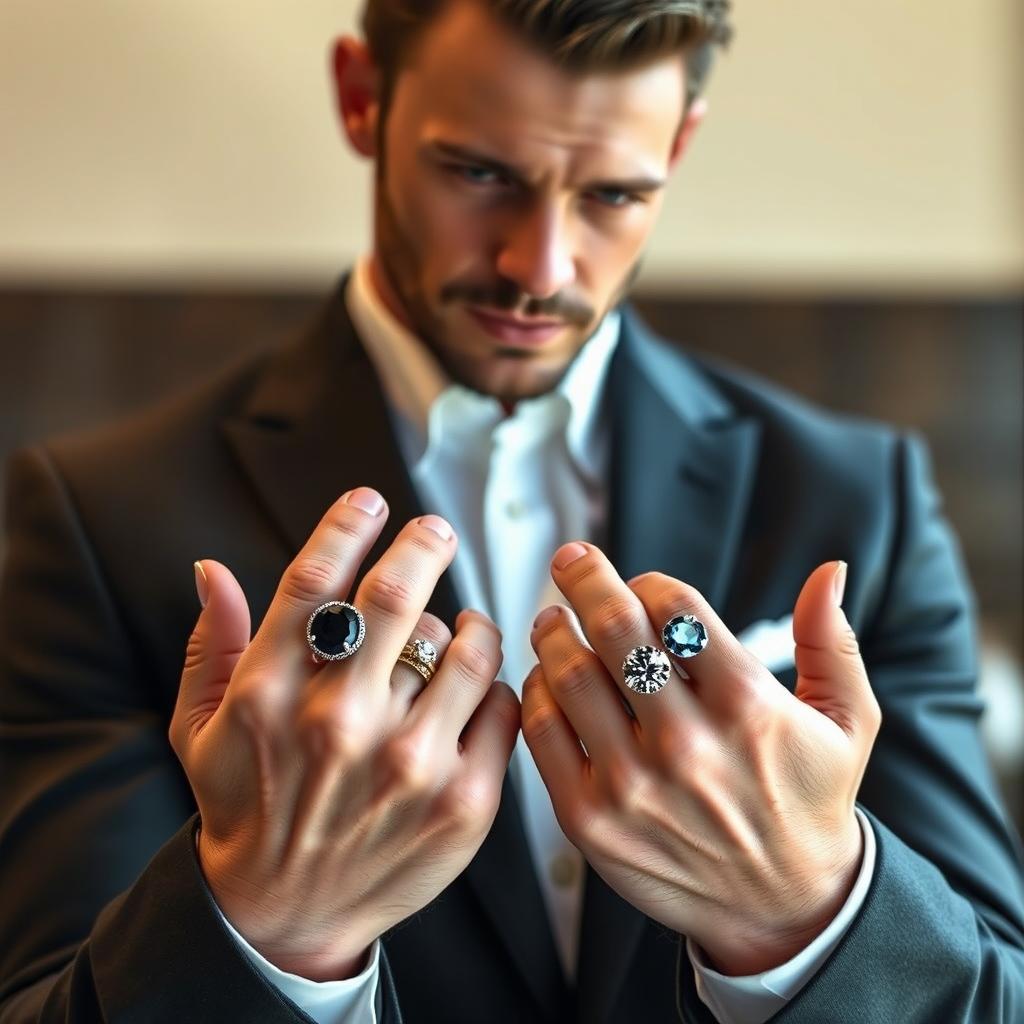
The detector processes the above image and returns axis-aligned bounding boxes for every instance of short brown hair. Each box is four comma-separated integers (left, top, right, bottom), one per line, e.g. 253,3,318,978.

361,0,733,115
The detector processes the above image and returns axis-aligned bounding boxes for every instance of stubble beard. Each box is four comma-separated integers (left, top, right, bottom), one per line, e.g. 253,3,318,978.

371,156,643,402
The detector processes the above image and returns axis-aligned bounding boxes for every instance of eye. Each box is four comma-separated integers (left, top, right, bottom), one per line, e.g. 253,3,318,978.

586,187,645,209
448,163,504,186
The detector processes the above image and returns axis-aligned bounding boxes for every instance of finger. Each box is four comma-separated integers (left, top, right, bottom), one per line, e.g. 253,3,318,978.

549,543,698,730
407,609,503,747
388,612,452,723
628,571,778,720
246,487,389,679
340,514,457,690
457,679,521,790
173,559,252,751
793,561,881,743
520,664,589,808
529,603,636,762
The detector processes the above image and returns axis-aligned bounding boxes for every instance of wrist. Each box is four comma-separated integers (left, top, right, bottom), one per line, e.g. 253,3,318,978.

255,941,375,983
197,829,375,982
698,816,864,977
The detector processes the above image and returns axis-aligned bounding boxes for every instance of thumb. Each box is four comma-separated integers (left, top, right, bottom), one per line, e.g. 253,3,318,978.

792,561,879,741
175,559,252,742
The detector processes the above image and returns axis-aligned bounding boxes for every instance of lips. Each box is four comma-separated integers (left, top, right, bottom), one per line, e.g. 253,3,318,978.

467,306,566,346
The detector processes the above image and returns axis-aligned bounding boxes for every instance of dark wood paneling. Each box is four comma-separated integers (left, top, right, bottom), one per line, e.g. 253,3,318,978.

1,288,1021,824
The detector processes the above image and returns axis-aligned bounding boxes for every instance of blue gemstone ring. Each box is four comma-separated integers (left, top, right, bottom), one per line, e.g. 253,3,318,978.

306,601,366,663
662,614,709,659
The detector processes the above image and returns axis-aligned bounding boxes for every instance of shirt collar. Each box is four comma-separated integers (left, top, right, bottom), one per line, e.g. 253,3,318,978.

345,255,620,479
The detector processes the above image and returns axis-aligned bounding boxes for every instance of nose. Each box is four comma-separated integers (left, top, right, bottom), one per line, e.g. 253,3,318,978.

495,201,576,302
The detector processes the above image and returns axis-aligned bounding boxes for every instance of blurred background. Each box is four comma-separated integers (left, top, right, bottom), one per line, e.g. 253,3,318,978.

0,1,1021,827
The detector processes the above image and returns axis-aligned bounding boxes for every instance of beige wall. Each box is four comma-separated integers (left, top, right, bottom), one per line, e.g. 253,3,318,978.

1,0,1021,293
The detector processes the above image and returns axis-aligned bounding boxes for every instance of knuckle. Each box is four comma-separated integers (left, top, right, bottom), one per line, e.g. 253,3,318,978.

590,597,646,648
522,701,563,746
602,756,647,812
653,723,713,776
447,640,497,686
183,629,203,673
382,733,439,793
440,772,496,827
280,557,339,606
224,680,277,734
361,569,416,619
551,651,601,702
297,705,370,763
416,613,452,648
671,580,705,609
406,527,447,558
322,512,366,546
492,682,522,726
838,626,862,660
732,684,777,734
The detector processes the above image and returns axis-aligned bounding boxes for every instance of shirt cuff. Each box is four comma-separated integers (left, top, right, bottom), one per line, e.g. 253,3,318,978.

686,805,877,1024
195,828,380,1024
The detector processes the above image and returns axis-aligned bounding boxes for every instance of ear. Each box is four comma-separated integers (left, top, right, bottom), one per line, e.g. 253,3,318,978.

668,96,707,171
330,36,381,158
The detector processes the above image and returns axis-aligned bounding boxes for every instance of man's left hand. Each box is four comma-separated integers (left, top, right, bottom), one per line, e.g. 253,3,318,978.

522,543,882,976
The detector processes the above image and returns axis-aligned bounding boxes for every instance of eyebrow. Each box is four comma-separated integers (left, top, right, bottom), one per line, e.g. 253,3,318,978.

426,140,666,194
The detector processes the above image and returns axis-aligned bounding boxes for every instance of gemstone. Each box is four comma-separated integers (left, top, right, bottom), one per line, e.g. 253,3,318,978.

411,638,437,665
622,645,672,694
662,615,709,659
307,602,365,661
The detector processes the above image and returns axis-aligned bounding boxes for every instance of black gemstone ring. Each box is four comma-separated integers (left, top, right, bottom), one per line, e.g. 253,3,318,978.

622,645,673,695
306,601,366,663
662,614,709,659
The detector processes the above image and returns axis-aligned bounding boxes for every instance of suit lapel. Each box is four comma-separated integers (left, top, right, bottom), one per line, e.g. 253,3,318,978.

576,307,762,1024
220,277,568,1019
221,277,459,621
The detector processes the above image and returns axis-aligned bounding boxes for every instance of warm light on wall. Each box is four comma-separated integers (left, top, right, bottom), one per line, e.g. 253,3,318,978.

0,0,1021,292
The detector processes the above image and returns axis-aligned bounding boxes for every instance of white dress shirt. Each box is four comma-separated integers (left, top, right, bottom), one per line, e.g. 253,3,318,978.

215,257,877,1023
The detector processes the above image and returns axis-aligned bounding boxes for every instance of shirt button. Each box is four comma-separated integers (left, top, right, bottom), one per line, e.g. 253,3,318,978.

504,499,527,519
549,851,579,889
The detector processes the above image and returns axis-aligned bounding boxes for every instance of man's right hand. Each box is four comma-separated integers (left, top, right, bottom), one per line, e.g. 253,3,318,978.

168,487,521,981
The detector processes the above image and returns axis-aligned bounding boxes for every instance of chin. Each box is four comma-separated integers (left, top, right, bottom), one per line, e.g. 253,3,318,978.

471,361,568,402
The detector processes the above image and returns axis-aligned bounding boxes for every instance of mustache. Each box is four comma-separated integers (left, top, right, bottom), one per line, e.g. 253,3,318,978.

440,278,594,327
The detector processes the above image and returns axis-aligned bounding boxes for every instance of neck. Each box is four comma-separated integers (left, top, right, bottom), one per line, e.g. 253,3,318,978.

368,252,415,334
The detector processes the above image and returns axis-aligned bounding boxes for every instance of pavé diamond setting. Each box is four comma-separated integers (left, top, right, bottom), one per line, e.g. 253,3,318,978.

662,614,709,659
306,601,366,663
622,645,672,694
398,637,439,682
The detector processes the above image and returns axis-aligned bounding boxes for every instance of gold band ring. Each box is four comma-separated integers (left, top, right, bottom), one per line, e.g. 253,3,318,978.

397,638,438,683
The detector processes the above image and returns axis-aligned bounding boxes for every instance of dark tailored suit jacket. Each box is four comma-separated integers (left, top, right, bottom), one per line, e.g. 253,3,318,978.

1,276,1023,1024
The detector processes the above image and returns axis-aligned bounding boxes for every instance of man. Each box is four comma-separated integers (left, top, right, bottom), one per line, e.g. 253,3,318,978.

1,1,1022,1022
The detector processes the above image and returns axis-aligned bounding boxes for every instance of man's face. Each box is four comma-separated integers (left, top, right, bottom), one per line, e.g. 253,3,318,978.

354,1,690,400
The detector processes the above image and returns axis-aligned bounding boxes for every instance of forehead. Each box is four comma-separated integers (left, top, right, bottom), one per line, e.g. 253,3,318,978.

387,0,687,175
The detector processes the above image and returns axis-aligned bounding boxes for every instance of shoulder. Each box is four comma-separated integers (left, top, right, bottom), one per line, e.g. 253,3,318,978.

621,306,908,473
36,347,272,488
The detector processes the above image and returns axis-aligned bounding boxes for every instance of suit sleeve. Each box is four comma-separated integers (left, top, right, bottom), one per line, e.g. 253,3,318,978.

675,432,1024,1023
0,446,402,1023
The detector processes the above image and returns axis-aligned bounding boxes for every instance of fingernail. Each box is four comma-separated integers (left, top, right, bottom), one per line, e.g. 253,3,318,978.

194,561,209,609
344,487,385,516
833,561,848,606
419,514,453,540
533,605,561,630
553,542,588,571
